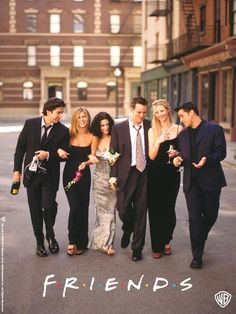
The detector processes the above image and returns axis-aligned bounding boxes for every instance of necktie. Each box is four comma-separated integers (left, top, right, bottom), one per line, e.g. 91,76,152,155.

135,125,145,172
40,125,52,149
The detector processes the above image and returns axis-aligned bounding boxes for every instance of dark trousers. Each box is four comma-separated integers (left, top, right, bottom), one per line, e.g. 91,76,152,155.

117,167,147,253
27,173,58,245
185,178,221,259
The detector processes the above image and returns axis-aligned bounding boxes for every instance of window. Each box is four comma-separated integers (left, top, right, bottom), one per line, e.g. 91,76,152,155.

232,0,236,35
133,46,142,66
77,81,87,100
26,14,37,32
0,81,3,102
27,46,36,66
110,46,120,67
222,70,233,123
110,15,120,33
50,46,60,66
23,81,33,100
74,46,84,67
50,14,60,33
133,14,141,34
106,81,116,101
74,14,84,33
200,5,206,32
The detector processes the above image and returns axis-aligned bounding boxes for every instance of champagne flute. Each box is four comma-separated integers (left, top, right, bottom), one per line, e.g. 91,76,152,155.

166,145,174,164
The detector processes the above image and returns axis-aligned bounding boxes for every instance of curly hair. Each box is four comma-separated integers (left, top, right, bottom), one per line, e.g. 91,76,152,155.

90,112,114,138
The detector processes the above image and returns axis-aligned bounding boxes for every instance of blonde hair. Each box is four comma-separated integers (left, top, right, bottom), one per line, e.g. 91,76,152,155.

152,99,172,137
70,107,91,139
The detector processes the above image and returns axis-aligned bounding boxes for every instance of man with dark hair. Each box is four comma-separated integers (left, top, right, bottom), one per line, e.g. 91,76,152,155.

110,96,151,261
173,101,226,269
13,97,69,257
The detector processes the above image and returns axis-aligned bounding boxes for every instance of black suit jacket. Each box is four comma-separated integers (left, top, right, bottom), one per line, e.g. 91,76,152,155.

110,118,151,191
14,117,69,189
178,120,227,193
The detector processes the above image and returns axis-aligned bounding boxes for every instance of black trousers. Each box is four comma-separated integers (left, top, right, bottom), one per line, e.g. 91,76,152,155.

185,178,221,259
27,173,58,245
117,167,147,253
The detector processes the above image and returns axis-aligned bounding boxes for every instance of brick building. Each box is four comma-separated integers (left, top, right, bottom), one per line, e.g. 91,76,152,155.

141,0,236,141
0,0,142,118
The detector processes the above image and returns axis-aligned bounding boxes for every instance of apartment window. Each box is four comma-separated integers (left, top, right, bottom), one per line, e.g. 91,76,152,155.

50,46,60,66
50,14,60,33
200,5,206,32
27,46,36,66
110,46,120,67
222,70,233,123
232,0,236,35
74,14,84,33
133,14,141,34
26,14,37,32
110,15,120,33
77,81,87,100
0,82,3,102
106,82,116,101
23,81,33,100
133,46,142,67
74,46,84,67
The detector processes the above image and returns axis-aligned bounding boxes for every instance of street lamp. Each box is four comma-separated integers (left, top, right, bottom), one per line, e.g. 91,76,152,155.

113,67,122,118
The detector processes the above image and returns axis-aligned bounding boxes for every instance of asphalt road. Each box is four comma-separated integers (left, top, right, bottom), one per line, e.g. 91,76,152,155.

0,132,235,314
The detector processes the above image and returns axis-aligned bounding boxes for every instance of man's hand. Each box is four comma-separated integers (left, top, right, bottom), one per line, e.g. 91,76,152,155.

192,157,206,169
13,171,21,182
57,148,70,159
35,150,49,161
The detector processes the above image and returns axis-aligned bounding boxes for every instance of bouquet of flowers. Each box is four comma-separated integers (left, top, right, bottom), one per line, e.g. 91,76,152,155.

64,170,83,191
102,148,120,165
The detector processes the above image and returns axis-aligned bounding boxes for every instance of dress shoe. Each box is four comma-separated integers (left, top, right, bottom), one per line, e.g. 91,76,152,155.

152,252,162,259
36,245,48,257
190,258,202,269
121,232,131,249
47,238,59,254
132,251,142,262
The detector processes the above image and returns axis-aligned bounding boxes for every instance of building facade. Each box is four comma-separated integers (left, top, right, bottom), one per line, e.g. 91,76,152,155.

0,0,142,118
142,0,236,141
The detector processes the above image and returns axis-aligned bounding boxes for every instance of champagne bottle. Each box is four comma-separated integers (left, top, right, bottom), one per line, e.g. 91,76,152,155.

10,181,20,195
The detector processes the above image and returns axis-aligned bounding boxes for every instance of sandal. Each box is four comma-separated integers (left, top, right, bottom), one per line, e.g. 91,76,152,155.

75,246,84,255
67,244,75,256
107,247,115,256
164,244,171,256
99,247,108,253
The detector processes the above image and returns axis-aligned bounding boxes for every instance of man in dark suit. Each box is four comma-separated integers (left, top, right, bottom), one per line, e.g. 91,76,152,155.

13,97,69,257
110,96,151,261
173,101,226,269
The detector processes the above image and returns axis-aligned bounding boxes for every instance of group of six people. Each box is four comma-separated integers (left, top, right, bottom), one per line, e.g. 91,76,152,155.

13,96,226,269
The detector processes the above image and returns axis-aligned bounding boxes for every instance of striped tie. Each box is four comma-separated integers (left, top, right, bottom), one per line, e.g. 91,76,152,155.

135,125,145,172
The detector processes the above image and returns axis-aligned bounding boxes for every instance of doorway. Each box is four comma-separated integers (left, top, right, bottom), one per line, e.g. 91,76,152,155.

48,81,63,99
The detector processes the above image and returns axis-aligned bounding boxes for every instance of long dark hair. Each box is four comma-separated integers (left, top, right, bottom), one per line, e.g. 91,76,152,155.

91,112,114,138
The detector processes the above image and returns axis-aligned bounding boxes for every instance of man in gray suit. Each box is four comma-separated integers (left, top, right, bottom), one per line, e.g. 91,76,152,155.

110,97,151,261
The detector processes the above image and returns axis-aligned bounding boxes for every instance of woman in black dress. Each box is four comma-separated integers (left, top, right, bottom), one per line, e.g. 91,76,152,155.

59,107,93,256
148,99,183,259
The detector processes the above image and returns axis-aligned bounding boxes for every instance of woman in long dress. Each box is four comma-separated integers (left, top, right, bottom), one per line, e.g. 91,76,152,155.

88,112,117,256
59,107,93,256
148,99,183,259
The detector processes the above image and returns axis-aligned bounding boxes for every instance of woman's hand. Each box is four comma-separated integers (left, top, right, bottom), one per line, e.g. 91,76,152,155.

57,148,70,159
88,154,99,164
78,162,87,171
157,131,169,144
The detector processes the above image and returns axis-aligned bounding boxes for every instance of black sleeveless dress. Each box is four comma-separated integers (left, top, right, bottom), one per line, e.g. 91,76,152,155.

63,145,91,249
147,137,180,253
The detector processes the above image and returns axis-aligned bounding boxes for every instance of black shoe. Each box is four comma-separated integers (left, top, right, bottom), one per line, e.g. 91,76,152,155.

132,251,142,262
190,258,202,269
47,238,59,254
36,245,48,257
121,232,131,249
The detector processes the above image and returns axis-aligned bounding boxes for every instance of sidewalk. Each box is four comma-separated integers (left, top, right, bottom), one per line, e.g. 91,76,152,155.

0,118,236,168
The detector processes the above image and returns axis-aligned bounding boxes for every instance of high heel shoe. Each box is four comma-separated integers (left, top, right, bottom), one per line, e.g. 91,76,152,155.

107,246,115,256
164,245,171,256
67,244,75,256
75,246,84,255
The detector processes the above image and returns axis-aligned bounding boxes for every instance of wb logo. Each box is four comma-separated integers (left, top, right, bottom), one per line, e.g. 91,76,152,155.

215,291,232,308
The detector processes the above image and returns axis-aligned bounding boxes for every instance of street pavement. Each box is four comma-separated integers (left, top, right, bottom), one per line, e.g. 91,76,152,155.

0,124,236,314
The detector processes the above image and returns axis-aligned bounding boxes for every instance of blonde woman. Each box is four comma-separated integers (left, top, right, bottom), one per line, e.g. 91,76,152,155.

59,108,93,256
148,99,183,259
